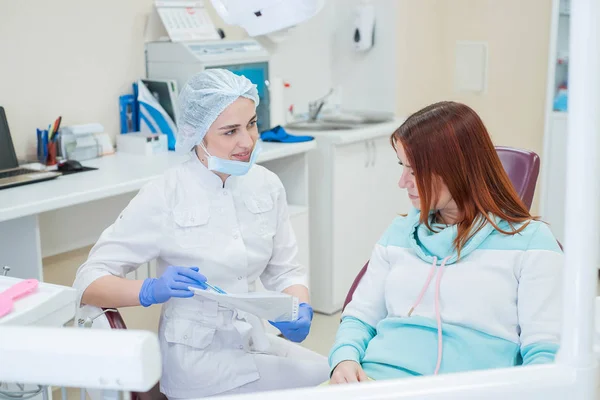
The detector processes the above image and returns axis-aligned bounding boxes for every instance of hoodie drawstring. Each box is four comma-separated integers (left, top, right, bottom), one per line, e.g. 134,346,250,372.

407,255,450,375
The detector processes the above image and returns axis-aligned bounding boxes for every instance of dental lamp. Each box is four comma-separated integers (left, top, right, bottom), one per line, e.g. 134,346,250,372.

210,0,325,37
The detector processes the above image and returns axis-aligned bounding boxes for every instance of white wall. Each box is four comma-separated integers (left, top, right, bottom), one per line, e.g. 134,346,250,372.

250,0,400,118
393,0,553,213
254,2,335,116
0,0,154,160
330,0,399,114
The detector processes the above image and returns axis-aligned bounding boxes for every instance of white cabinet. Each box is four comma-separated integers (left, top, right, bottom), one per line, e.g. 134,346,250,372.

261,151,312,278
331,140,375,305
303,119,411,314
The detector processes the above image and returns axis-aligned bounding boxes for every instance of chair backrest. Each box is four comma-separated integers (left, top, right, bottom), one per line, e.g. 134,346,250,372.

494,146,540,211
341,146,541,312
342,261,370,311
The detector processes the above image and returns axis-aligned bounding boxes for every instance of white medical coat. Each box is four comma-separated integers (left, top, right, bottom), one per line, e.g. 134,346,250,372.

73,154,308,398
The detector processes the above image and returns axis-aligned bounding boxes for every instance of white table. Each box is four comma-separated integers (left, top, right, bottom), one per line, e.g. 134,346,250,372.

0,141,316,280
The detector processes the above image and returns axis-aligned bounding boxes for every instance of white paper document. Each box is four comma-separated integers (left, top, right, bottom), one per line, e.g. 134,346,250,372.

192,288,299,322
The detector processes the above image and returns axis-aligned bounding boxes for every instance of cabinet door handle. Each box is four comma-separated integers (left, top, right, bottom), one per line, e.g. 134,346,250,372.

365,140,371,167
371,140,377,167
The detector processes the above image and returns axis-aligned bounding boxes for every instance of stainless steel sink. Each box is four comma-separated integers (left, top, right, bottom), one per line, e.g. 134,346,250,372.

284,111,395,131
284,120,359,131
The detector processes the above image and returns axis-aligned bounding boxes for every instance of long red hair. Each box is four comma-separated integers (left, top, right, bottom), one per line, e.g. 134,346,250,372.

391,101,536,256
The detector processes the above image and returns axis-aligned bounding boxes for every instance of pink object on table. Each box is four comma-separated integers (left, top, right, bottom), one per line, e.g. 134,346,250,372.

0,279,39,318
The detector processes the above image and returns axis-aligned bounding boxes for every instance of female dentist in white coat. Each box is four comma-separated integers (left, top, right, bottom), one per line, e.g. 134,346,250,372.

73,69,329,398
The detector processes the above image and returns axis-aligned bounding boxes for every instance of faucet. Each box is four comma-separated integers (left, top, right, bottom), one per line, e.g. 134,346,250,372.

308,88,334,121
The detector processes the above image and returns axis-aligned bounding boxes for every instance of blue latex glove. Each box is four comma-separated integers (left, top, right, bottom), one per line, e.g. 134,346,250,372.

139,266,207,307
269,302,313,343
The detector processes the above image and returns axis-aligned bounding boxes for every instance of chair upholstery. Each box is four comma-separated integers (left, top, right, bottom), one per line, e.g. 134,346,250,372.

104,308,127,329
342,262,370,313
341,146,541,313
103,309,167,400
494,146,540,211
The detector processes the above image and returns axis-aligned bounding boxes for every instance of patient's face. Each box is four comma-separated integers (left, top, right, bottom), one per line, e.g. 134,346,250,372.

197,97,259,164
396,144,420,208
395,143,455,214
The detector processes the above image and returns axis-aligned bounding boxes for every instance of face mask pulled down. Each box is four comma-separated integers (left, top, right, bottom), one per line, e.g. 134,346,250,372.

199,140,262,176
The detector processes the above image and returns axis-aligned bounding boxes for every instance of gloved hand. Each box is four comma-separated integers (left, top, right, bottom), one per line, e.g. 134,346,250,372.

139,266,207,307
269,302,313,343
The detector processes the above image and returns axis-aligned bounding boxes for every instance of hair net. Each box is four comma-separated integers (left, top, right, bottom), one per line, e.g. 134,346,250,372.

176,68,259,153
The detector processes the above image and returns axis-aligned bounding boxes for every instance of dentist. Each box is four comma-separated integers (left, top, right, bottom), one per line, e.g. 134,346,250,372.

73,69,329,398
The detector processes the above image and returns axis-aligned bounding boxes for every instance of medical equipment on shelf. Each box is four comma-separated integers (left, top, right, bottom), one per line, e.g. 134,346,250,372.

209,0,324,37
58,123,104,161
210,0,598,398
192,288,300,322
116,132,169,156
145,39,272,134
0,275,162,400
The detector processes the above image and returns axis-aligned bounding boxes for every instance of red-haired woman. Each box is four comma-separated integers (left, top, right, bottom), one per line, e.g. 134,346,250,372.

328,101,563,384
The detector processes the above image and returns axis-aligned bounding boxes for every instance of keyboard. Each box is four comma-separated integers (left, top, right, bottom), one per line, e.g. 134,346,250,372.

0,168,38,179
0,168,61,190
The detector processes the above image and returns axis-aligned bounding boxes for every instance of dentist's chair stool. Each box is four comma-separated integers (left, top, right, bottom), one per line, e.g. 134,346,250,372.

342,146,542,311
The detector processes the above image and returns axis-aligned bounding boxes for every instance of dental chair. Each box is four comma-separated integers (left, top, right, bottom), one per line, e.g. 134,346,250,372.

342,146,542,311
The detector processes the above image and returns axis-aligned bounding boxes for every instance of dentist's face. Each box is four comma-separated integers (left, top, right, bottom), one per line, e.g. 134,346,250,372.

199,97,258,163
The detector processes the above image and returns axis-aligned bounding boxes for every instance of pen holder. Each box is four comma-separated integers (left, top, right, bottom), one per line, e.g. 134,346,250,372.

46,142,57,166
37,128,51,164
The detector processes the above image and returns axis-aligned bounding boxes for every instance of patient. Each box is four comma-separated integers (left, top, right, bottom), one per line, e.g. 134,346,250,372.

328,101,563,384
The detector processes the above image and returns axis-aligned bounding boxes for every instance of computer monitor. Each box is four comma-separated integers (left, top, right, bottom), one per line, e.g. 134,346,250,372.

0,107,19,171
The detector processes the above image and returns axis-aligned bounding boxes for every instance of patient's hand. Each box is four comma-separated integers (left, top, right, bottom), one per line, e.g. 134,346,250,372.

330,361,369,384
